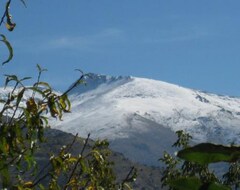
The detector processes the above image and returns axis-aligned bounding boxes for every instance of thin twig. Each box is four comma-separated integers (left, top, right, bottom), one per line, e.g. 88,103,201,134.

32,69,42,98
33,134,78,186
63,133,90,190
0,148,27,171
65,133,78,153
61,74,85,98
9,86,25,125
32,162,51,184
80,133,90,156
120,166,135,190
32,172,50,187
39,73,85,106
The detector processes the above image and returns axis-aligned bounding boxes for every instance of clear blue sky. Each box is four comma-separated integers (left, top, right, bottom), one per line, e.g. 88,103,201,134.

0,0,240,96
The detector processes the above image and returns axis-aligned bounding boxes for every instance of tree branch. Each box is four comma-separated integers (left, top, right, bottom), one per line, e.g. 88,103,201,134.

63,133,90,190
120,166,135,190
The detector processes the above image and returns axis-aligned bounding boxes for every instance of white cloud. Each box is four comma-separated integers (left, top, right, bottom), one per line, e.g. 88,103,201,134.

46,28,125,51
143,25,210,44
12,28,125,53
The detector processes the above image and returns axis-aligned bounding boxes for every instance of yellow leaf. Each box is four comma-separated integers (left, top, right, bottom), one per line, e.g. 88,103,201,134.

67,157,77,163
5,22,16,31
26,98,38,114
87,186,95,190
23,181,33,188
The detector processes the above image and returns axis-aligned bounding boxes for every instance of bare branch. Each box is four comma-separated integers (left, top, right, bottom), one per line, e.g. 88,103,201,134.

63,133,90,190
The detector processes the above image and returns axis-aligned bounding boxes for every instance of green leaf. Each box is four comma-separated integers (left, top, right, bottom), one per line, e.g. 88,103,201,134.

92,150,104,163
27,86,45,96
34,81,51,90
0,137,9,154
38,184,46,190
4,75,18,87
20,77,31,82
40,116,49,126
1,166,10,188
16,88,25,106
59,94,71,112
169,177,230,190
37,64,47,72
0,34,13,65
177,143,240,164
24,154,37,170
169,177,202,190
80,158,89,173
5,0,16,31
5,1,16,31
207,183,231,190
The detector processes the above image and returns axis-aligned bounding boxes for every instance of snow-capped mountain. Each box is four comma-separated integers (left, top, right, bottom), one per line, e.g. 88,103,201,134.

52,73,240,165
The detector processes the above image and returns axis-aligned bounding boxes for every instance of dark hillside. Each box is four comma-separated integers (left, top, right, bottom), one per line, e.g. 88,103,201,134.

35,128,166,189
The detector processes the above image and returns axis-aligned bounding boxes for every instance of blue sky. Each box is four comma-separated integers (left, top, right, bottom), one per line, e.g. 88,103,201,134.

0,0,240,96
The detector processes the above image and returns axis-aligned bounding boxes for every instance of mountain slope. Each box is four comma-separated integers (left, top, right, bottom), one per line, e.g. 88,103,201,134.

35,128,165,190
52,73,240,165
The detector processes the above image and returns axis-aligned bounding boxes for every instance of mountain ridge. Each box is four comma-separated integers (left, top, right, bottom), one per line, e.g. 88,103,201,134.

50,73,240,165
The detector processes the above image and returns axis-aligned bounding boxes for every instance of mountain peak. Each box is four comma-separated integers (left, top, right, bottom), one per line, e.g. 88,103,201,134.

52,74,240,165
69,73,133,95
85,73,132,80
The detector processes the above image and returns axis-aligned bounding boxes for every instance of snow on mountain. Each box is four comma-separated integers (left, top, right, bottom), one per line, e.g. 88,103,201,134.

49,73,240,165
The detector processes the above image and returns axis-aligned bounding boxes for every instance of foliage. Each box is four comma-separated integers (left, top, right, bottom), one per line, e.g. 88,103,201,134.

177,143,240,164
160,130,240,190
0,1,136,189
